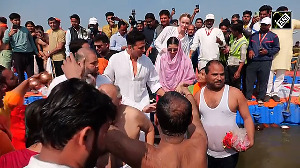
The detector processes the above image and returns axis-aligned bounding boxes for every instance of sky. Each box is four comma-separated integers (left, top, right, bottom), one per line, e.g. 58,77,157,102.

1,0,300,43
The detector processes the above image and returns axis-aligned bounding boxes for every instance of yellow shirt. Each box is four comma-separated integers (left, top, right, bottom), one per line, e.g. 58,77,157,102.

271,19,300,70
102,24,118,39
48,29,66,61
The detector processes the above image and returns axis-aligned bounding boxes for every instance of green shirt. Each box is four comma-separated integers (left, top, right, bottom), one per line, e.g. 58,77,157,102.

3,26,37,54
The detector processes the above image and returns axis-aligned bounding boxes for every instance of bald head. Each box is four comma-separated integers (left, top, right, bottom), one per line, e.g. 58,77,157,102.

99,84,122,106
75,47,96,62
76,47,99,77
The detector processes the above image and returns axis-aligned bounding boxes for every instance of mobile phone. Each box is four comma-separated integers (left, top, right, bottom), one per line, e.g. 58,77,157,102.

132,9,136,16
172,8,175,12
254,12,259,17
12,24,18,29
196,4,199,9
111,16,116,21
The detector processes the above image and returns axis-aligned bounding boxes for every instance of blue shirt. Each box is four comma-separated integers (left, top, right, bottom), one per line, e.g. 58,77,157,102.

109,32,127,51
248,31,280,61
3,26,37,54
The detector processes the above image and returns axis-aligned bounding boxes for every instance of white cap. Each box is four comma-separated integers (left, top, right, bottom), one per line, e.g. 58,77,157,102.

89,17,98,25
205,14,215,20
261,17,271,25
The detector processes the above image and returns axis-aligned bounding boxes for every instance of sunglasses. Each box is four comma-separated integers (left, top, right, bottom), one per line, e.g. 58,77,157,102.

167,48,178,52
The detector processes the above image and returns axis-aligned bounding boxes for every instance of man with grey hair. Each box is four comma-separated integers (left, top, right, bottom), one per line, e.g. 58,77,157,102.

47,47,111,95
190,14,225,70
98,84,155,167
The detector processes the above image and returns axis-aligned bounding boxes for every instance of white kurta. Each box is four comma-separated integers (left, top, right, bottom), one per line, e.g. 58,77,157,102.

190,27,225,61
271,19,300,70
104,50,161,111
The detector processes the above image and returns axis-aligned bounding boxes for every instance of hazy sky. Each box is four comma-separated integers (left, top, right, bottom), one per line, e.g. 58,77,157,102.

1,0,300,42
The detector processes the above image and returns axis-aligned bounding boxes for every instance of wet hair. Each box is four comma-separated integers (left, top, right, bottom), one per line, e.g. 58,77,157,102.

205,60,223,74
0,17,7,24
159,10,170,18
126,30,145,46
40,79,117,150
145,13,155,20
179,13,191,22
93,34,109,44
25,99,45,148
69,39,89,54
25,21,35,27
105,12,114,18
70,14,80,22
118,20,127,29
156,91,192,137
277,6,288,11
243,10,252,16
195,18,203,23
259,5,272,13
230,22,243,33
9,13,20,20
35,25,44,32
167,37,179,47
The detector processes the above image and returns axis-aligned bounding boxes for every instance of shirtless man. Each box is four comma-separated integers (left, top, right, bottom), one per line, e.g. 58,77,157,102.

0,17,12,69
104,85,208,168
99,84,154,143
99,84,155,167
194,60,254,168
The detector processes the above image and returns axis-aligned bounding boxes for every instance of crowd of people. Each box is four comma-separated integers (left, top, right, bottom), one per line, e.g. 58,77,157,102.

0,3,299,168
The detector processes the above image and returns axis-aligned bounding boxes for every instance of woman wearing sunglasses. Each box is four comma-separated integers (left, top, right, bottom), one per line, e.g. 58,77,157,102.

156,37,195,91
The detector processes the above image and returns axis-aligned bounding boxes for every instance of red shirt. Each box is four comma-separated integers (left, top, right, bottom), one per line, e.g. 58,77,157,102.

0,148,38,168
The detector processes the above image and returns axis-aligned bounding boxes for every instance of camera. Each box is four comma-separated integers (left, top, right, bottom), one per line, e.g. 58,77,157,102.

12,24,18,29
89,26,98,36
129,9,136,27
129,16,137,27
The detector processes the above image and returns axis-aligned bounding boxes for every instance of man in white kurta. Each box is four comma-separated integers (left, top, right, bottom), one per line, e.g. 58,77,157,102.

265,6,300,102
190,14,225,70
104,30,165,112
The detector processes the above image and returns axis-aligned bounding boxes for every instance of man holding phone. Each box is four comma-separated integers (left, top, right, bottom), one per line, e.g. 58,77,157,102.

250,5,272,33
102,12,127,39
2,13,38,82
191,5,200,23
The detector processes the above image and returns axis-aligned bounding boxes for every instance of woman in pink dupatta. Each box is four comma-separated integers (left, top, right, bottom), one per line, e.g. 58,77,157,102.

156,37,195,91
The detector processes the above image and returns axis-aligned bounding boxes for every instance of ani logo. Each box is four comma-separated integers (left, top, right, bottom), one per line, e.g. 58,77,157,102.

272,11,292,29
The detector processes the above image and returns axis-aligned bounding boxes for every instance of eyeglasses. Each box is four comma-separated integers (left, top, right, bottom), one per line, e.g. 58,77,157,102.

167,48,178,52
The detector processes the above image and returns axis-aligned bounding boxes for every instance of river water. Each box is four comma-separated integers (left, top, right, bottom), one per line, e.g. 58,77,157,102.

237,126,300,168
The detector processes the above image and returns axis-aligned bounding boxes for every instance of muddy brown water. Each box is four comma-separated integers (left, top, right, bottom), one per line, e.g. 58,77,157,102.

236,126,300,168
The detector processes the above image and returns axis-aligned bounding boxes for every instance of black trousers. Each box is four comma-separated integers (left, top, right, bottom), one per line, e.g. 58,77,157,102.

12,52,34,82
208,153,239,168
225,65,241,90
245,60,272,100
35,56,44,73
191,50,199,72
53,60,64,77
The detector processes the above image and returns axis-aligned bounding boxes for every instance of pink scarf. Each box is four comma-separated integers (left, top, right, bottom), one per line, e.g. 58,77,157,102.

158,39,195,91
